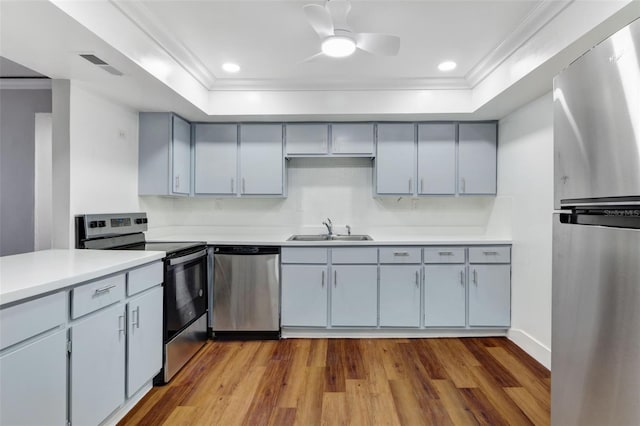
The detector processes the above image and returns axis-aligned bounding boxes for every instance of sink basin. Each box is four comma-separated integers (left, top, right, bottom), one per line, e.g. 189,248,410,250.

287,234,373,241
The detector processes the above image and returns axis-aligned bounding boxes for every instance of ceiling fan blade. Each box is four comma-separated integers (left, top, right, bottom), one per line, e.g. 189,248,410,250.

303,4,334,38
326,0,351,31
356,33,400,56
299,52,326,64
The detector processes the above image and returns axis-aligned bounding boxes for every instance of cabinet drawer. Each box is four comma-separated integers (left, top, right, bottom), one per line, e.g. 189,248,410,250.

127,262,163,296
331,248,377,264
0,292,66,351
469,246,511,263
71,274,126,319
424,247,465,264
379,247,421,264
281,248,328,264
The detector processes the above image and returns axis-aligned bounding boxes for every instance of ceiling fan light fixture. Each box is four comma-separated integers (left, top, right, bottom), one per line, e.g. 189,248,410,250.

438,61,457,72
321,35,357,58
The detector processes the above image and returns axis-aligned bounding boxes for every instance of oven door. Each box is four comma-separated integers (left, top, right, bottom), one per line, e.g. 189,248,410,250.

164,248,208,340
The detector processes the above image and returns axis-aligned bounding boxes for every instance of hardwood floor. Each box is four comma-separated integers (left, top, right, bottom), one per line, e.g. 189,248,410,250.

119,337,550,426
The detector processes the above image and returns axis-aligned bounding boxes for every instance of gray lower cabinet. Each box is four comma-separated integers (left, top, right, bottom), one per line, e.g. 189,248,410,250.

239,124,284,195
0,329,67,425
424,265,466,327
71,303,126,426
281,264,328,327
458,123,497,195
127,286,163,398
417,123,456,195
379,265,421,327
139,112,191,196
331,265,378,326
375,123,416,195
468,264,511,327
194,124,238,195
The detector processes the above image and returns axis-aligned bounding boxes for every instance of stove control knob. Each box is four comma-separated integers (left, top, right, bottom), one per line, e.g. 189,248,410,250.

135,218,143,224
89,221,98,228
97,221,106,228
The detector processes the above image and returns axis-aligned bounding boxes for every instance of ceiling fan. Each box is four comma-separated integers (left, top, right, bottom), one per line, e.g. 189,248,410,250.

303,0,400,59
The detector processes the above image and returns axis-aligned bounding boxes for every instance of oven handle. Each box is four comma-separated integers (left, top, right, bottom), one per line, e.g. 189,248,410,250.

168,249,207,266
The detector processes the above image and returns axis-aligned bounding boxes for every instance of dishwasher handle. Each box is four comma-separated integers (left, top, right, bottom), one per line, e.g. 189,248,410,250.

214,246,280,255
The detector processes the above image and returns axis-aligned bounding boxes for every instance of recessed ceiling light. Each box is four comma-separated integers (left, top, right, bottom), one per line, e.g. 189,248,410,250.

222,62,240,73
321,36,357,58
438,61,457,72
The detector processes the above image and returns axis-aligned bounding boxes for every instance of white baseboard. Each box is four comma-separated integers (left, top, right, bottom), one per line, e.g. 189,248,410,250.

102,380,154,426
281,328,508,339
507,328,551,369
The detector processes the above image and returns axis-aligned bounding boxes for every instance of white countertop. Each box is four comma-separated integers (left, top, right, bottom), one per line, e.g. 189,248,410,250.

145,226,512,246
0,249,165,306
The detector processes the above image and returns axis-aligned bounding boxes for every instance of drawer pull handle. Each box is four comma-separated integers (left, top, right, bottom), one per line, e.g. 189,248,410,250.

460,270,464,285
94,284,116,295
483,251,499,255
393,252,409,257
438,251,454,256
473,270,478,285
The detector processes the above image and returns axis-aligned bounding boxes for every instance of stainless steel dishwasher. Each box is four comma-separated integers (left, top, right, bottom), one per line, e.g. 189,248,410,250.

212,246,280,339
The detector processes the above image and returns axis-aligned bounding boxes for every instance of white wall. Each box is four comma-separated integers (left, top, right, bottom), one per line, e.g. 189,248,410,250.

498,93,554,368
142,157,510,237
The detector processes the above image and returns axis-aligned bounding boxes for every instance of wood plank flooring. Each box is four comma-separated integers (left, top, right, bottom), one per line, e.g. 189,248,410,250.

119,337,550,426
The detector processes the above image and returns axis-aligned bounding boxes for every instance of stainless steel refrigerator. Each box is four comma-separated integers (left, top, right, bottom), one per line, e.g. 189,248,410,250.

552,18,640,425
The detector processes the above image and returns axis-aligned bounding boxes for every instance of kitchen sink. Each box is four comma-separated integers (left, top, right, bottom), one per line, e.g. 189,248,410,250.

287,234,373,241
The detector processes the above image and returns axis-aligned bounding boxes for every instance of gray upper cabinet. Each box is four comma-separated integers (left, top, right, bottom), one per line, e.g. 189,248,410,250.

418,123,456,195
139,112,191,196
331,123,374,156
239,124,284,195
285,124,329,155
375,123,416,195
458,123,497,195
194,124,238,195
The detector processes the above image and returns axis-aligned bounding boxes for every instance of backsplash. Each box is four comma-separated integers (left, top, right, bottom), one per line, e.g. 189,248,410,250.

140,158,511,236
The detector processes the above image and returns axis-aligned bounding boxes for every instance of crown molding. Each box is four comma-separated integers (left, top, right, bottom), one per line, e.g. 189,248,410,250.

465,0,574,88
110,0,217,89
0,78,52,89
211,77,470,91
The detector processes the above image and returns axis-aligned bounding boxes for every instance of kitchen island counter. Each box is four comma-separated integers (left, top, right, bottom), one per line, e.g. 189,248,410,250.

0,249,165,306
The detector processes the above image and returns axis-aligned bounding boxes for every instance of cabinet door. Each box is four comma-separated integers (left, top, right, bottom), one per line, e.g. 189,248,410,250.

239,124,284,195
468,264,511,327
331,265,378,326
458,123,497,195
71,304,126,426
331,123,374,155
281,265,328,327
285,124,328,155
194,124,238,195
172,115,191,195
0,330,67,426
375,124,416,195
424,265,466,327
127,286,163,398
417,123,456,195
379,265,421,327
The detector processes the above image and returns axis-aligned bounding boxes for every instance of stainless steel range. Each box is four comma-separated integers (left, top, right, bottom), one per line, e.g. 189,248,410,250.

75,212,208,384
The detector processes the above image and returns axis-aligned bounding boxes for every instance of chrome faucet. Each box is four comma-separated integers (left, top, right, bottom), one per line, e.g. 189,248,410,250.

322,218,333,236
345,225,351,235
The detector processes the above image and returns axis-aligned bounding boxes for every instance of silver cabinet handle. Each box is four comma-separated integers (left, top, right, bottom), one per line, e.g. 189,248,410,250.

94,284,116,295
242,178,246,193
408,178,412,193
415,271,419,288
334,270,337,288
118,314,126,337
473,269,478,285
231,178,234,193
421,178,424,193
175,175,180,191
460,270,464,285
132,307,140,329
393,252,409,257
483,251,499,255
439,251,454,256
321,270,325,288
461,178,466,193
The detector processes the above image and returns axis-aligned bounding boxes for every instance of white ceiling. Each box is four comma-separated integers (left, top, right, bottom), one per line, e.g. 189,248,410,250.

119,0,540,89
0,0,637,120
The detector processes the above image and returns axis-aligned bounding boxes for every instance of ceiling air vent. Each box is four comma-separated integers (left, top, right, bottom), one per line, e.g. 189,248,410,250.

79,53,123,76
